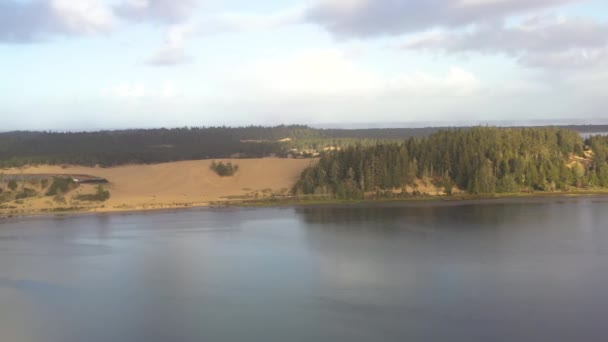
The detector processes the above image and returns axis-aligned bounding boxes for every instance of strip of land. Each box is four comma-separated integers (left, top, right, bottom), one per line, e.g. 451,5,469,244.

2,157,607,218
2,126,608,218
0,158,315,217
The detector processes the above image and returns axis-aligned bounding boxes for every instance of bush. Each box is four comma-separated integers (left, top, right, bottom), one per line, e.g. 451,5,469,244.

75,186,110,202
16,188,37,200
0,192,11,204
210,161,239,177
7,180,18,191
46,177,78,196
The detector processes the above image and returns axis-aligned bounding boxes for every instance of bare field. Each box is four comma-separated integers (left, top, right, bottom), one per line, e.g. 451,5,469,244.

1,158,315,215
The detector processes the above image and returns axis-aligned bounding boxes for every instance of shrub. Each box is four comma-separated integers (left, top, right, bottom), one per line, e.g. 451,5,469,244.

16,188,37,200
7,180,18,191
0,192,11,204
75,186,110,202
210,161,239,177
46,177,78,196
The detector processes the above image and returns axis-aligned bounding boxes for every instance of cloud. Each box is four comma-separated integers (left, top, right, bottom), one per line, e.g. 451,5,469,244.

51,0,116,34
401,16,608,68
105,83,148,99
205,47,602,124
211,8,305,33
0,0,115,42
305,0,579,38
144,8,305,66
0,0,198,43
228,48,480,100
146,24,195,66
0,1,50,42
171,48,484,125
519,48,608,69
102,81,181,99
114,0,198,23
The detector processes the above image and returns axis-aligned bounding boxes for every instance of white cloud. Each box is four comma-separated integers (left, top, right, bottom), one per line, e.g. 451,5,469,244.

103,83,147,99
102,81,181,99
306,0,578,38
200,48,483,124
115,0,198,23
125,0,150,11
144,7,306,66
146,24,195,66
160,81,180,99
51,0,116,34
0,0,197,43
401,16,608,68
0,0,116,42
234,49,480,97
212,8,305,33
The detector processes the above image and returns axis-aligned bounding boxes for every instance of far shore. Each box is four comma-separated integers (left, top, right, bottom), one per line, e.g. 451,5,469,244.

2,190,608,221
218,190,608,208
0,158,315,219
3,159,608,220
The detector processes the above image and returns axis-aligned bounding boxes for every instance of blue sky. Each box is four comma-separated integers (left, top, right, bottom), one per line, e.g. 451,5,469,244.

1,0,607,130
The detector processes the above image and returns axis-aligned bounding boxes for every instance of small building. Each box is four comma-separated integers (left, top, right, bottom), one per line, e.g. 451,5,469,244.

71,175,109,184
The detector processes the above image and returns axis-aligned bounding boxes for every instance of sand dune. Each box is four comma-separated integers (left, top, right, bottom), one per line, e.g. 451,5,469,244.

3,158,315,214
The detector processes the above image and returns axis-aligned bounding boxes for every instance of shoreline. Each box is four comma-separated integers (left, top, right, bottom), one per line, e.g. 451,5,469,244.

3,190,608,221
220,190,608,208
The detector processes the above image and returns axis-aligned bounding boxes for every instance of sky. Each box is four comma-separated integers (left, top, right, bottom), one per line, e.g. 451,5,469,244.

1,0,607,130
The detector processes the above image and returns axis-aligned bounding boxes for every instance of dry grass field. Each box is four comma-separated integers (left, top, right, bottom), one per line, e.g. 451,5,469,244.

1,158,316,215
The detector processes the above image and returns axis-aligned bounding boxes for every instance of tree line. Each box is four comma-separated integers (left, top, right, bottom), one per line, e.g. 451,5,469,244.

294,127,608,199
0,125,606,168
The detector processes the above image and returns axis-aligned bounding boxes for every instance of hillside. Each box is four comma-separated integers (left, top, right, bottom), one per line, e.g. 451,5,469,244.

0,158,314,216
294,127,608,199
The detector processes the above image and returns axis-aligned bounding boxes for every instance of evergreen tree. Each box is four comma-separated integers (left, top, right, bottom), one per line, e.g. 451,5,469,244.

293,127,605,199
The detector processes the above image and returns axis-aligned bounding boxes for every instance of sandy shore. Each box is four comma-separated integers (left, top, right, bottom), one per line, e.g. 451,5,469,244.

1,158,315,217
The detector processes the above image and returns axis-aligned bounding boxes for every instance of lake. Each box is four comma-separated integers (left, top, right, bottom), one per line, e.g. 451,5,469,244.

582,132,608,139
1,197,608,342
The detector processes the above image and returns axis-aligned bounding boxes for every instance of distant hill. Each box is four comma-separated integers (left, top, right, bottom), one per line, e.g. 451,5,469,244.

0,124,607,168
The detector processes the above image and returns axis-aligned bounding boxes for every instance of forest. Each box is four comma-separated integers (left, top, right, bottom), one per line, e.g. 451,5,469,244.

0,125,606,168
293,127,608,199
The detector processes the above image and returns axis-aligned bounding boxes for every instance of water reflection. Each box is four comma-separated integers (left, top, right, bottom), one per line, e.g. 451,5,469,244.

1,198,608,341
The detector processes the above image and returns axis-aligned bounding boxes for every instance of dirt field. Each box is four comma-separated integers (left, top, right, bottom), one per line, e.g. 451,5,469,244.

1,158,316,215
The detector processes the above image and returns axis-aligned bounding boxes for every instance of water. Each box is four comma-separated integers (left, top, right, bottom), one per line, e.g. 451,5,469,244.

582,131,608,139
1,197,608,342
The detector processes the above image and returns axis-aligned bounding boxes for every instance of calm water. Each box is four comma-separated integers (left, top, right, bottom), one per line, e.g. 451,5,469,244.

582,131,608,138
1,197,608,342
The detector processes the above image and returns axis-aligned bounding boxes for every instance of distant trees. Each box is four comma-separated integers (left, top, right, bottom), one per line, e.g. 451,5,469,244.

468,159,496,194
7,180,18,191
211,161,239,177
15,188,37,200
0,125,605,168
0,125,433,168
75,185,110,202
587,135,608,187
45,177,78,196
0,126,302,168
294,127,607,199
